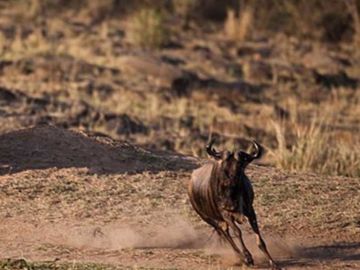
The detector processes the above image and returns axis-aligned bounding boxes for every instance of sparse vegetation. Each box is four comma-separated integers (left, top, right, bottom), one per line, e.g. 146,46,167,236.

271,117,330,175
224,1,254,42
271,113,360,177
267,86,360,177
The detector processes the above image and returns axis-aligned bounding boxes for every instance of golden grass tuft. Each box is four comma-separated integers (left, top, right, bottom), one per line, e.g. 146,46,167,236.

271,115,360,177
224,6,253,43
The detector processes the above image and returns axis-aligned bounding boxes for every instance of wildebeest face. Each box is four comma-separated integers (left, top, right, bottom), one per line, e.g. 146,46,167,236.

220,151,252,180
235,151,253,169
206,139,263,179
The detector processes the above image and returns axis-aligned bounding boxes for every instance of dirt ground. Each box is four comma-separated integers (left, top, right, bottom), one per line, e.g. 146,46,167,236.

0,127,359,270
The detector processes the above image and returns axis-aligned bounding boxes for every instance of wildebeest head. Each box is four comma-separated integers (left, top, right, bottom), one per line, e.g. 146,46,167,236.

206,139,263,179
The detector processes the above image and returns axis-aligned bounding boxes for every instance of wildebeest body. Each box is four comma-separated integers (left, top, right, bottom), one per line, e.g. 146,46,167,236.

188,140,280,270
189,162,223,222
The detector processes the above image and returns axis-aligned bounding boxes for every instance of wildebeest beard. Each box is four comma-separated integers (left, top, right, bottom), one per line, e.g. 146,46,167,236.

216,162,244,213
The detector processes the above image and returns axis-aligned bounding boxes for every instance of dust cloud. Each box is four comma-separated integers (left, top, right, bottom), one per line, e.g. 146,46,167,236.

47,216,204,251
205,230,298,266
1,217,299,266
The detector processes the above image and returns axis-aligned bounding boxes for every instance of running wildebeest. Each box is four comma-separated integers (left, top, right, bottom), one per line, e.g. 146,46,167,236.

188,139,280,269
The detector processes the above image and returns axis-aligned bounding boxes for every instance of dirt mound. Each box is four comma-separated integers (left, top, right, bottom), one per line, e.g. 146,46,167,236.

0,125,197,175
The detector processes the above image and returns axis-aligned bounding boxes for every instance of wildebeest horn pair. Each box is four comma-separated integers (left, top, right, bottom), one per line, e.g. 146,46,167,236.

207,139,263,161
189,139,280,270
234,140,263,161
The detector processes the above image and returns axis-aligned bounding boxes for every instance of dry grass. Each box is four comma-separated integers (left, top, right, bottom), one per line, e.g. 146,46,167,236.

4,0,358,44
0,27,57,61
224,6,253,43
271,116,328,174
271,114,360,177
127,8,170,49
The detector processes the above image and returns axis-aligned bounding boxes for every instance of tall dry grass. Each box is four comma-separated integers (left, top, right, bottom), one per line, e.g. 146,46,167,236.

224,5,254,42
271,115,360,177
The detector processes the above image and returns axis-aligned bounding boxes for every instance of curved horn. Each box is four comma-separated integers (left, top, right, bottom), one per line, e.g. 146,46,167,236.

234,141,263,161
206,139,222,160
251,140,263,160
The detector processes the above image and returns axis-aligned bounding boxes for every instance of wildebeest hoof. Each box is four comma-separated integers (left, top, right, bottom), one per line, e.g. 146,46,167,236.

271,262,282,270
244,254,254,266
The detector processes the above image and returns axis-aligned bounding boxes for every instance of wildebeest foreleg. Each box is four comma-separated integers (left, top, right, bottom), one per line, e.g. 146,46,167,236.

222,230,248,262
247,206,280,270
223,213,254,266
213,221,249,263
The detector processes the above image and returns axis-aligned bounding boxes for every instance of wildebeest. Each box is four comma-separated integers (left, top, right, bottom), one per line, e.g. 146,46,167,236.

188,139,280,269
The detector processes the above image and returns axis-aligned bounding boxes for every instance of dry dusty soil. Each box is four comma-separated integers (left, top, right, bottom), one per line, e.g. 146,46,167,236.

0,126,359,270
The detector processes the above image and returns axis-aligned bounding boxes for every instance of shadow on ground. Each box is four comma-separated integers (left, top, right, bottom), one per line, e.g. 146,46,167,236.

0,126,198,175
280,242,360,268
